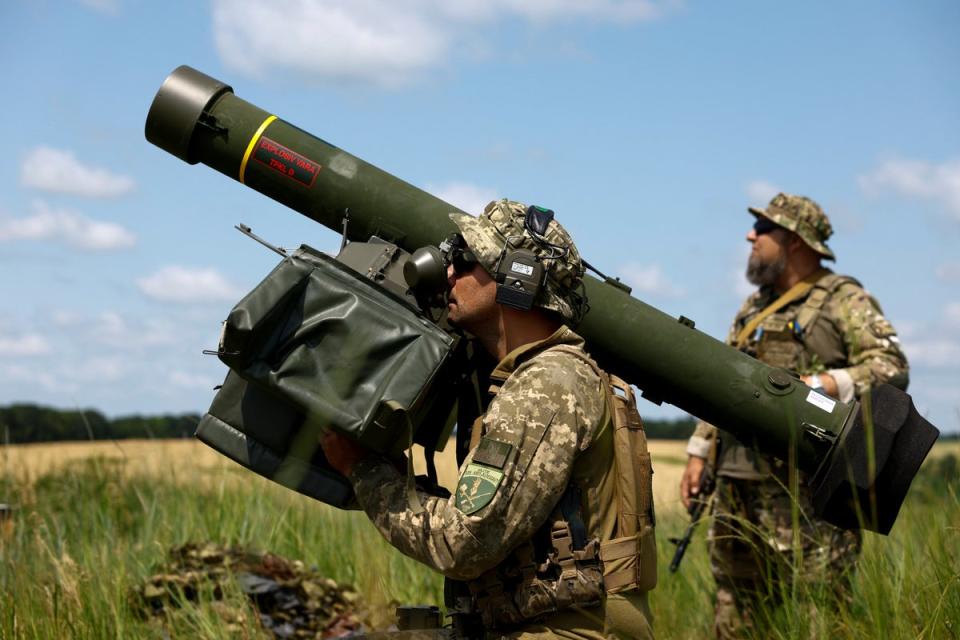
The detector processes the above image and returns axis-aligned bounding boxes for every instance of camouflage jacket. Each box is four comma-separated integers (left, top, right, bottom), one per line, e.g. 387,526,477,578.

349,326,607,581
688,269,909,479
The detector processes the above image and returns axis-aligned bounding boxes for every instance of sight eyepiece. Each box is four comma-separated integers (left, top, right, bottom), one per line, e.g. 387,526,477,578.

403,245,449,296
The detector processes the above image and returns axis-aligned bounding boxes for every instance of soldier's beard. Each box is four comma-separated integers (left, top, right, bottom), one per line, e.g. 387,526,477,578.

746,253,786,286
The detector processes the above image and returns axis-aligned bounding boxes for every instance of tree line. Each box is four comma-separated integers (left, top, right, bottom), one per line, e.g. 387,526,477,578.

0,404,200,444
0,403,699,444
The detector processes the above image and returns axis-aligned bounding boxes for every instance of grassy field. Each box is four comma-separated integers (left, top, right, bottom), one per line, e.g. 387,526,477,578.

1,438,957,639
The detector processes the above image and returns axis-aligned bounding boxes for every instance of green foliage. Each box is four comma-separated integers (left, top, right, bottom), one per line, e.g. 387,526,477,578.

655,453,960,639
0,404,199,443
0,450,956,638
0,455,441,638
642,417,697,441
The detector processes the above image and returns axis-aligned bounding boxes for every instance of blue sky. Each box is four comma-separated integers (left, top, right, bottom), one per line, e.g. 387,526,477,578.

1,1,958,433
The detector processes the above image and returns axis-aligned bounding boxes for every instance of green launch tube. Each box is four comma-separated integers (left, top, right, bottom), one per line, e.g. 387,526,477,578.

145,65,938,534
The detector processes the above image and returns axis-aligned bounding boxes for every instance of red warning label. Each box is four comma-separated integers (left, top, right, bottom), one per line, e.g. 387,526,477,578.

252,137,322,187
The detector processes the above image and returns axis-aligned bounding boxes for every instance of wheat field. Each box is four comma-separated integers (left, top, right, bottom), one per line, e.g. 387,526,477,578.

0,438,694,512
1,437,957,639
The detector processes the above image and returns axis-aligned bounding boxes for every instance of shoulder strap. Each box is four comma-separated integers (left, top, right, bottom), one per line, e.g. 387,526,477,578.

512,343,657,595
794,272,863,332
544,344,608,389
734,267,830,348
544,345,651,525
542,345,619,434
817,272,862,292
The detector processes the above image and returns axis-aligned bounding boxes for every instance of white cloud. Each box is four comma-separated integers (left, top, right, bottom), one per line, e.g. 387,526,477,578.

0,201,136,251
427,182,499,215
617,262,684,297
936,262,960,284
892,319,920,340
745,180,779,207
0,334,52,357
858,157,960,220
137,266,243,303
38,310,181,353
90,312,178,349
20,147,135,198
72,356,127,381
0,364,59,391
213,0,449,88
169,370,218,390
902,337,960,369
52,310,82,327
212,0,678,87
946,302,960,329
444,0,677,23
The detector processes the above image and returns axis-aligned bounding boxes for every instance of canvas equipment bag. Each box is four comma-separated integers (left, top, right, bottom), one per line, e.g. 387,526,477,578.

195,243,461,509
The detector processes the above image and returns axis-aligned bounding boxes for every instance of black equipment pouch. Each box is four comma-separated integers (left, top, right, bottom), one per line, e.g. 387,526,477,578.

196,244,460,509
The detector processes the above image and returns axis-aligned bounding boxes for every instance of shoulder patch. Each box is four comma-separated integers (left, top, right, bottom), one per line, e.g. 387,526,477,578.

455,462,504,515
473,437,514,469
454,437,513,515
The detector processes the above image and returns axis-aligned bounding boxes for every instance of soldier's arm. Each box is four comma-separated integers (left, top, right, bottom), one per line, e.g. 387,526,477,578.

681,421,715,508
824,283,909,402
346,351,603,581
686,420,716,459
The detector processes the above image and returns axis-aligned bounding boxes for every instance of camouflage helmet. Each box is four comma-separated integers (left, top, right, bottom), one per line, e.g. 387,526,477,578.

748,192,835,260
449,199,587,323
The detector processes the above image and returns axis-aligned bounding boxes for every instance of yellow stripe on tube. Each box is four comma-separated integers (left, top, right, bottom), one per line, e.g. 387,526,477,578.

239,114,278,184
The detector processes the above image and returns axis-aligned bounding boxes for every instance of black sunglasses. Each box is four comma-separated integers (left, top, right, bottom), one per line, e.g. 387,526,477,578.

753,217,781,236
451,247,480,275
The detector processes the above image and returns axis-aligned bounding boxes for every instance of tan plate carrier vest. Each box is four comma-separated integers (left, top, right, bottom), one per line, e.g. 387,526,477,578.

466,345,657,629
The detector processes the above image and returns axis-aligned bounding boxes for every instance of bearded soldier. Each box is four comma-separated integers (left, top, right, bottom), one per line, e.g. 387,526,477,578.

679,193,909,638
322,199,657,639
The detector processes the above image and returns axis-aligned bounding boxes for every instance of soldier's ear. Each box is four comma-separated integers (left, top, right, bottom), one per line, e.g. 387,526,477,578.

783,231,805,253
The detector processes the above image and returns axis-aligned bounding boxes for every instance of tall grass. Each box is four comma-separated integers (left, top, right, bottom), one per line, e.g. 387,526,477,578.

0,456,442,639
653,452,960,639
0,449,956,638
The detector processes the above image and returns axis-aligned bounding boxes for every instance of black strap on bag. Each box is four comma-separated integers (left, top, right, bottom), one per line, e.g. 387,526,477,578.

558,484,587,551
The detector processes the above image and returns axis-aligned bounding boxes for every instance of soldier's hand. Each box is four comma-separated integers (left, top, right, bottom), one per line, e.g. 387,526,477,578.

681,455,706,510
319,431,371,478
801,373,839,398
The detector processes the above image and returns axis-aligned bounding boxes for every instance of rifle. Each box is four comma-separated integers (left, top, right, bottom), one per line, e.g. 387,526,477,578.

669,466,716,573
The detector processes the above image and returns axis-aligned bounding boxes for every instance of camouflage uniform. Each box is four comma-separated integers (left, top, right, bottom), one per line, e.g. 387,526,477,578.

348,201,656,639
685,193,909,639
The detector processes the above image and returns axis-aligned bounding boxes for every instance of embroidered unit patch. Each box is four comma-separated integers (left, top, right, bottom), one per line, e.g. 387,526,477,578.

455,463,505,515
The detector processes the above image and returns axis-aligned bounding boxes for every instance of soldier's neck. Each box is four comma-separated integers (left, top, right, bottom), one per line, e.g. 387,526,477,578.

491,309,561,361
774,260,824,294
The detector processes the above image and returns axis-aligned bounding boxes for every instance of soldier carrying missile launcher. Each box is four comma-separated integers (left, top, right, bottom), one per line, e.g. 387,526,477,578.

321,199,657,638
144,65,940,639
